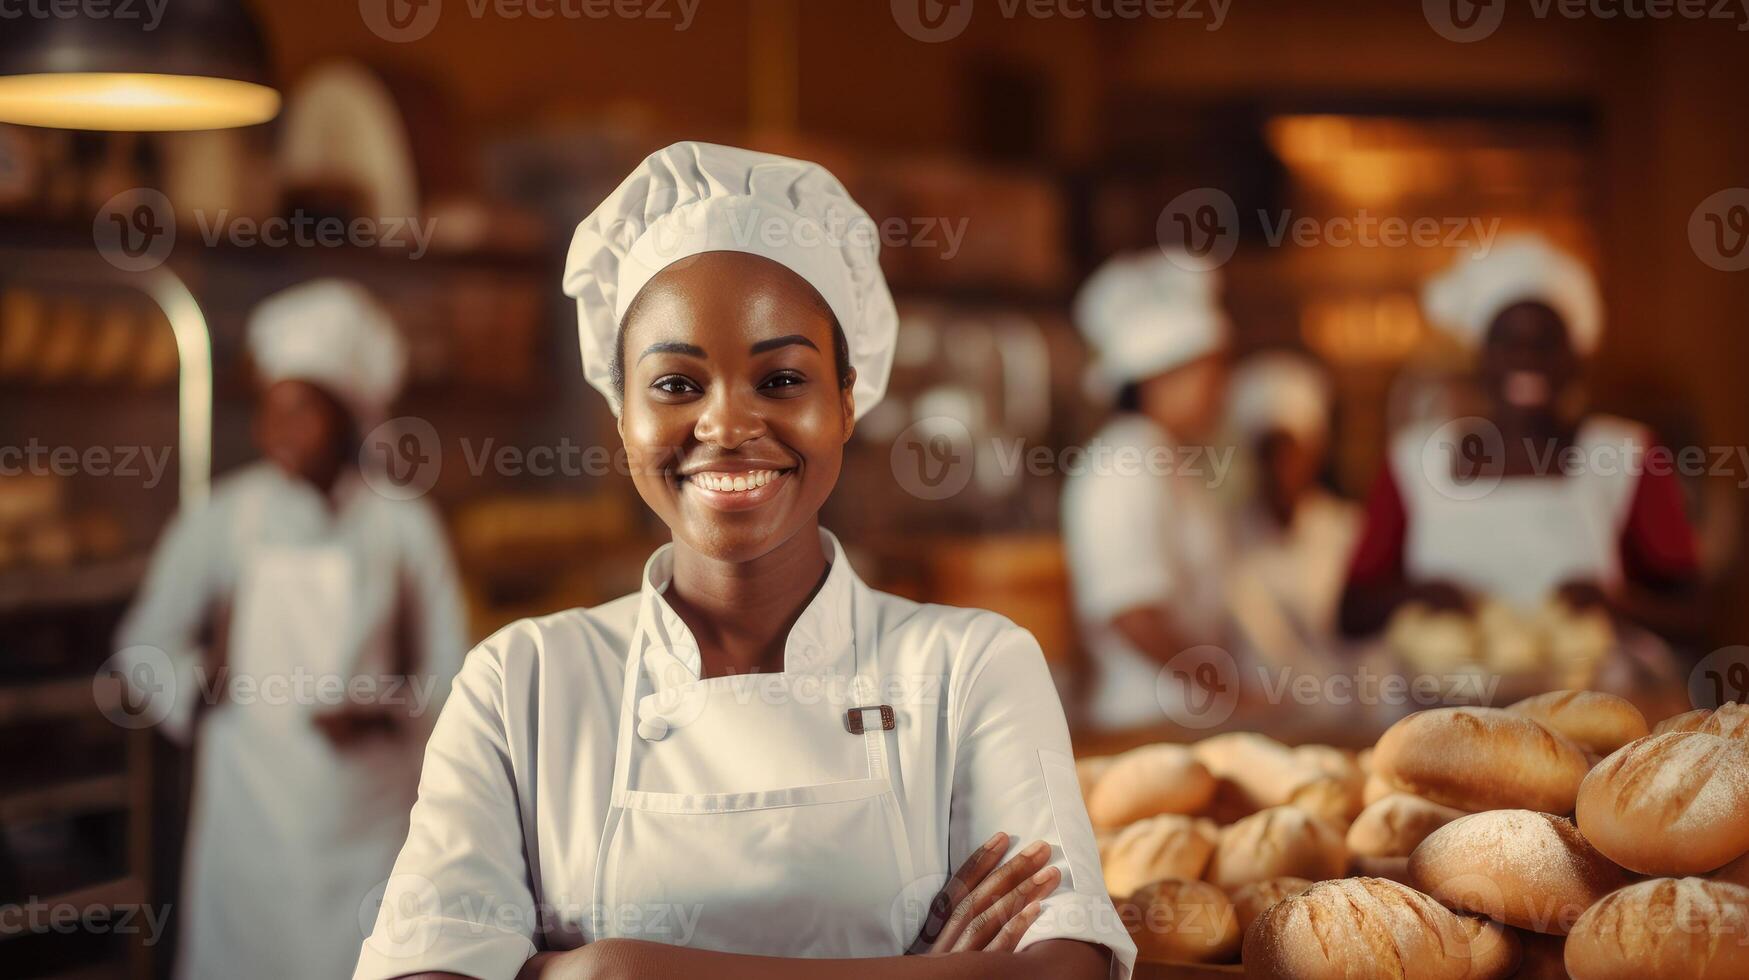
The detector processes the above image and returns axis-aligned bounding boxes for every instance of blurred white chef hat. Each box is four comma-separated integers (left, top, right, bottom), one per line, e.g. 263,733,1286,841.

562,141,898,420
246,279,407,428
1074,250,1229,393
1227,350,1332,444
1421,233,1602,355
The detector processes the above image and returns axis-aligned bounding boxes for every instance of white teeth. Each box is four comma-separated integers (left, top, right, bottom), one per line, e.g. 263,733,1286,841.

689,469,781,492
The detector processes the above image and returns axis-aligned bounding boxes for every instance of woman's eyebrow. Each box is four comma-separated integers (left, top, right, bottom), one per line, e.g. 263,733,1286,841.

638,341,706,361
749,334,819,355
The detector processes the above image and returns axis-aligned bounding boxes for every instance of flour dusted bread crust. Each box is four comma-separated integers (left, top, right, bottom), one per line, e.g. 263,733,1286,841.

1241,877,1520,980
1101,814,1219,897
1228,876,1311,935
1407,810,1629,935
1207,805,1348,890
1711,849,1749,888
1574,731,1749,875
1192,732,1319,810
1346,792,1468,858
1086,743,1216,829
1508,690,1649,756
1076,754,1114,801
1120,877,1241,964
1564,878,1749,980
1652,702,1749,739
1371,707,1589,813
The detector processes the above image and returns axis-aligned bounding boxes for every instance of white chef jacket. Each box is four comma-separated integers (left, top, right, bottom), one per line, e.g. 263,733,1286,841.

353,529,1135,980
1061,415,1230,729
114,461,467,980
1225,491,1359,666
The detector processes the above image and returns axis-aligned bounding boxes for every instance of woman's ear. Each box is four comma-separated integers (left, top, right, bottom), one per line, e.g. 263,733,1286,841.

840,367,858,442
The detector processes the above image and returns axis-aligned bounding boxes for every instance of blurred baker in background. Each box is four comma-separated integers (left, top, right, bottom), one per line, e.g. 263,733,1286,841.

1339,236,1701,644
1222,351,1359,667
113,280,467,979
1061,252,1233,730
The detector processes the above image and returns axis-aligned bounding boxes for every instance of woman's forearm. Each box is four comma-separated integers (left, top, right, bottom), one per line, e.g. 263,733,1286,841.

544,937,1110,980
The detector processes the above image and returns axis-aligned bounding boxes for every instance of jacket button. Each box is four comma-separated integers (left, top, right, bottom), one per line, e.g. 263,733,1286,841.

637,714,670,741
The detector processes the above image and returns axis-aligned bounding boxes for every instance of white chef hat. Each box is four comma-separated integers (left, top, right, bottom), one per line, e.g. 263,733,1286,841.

1421,233,1602,355
246,279,407,427
562,141,898,419
1074,250,1229,391
1227,350,1332,444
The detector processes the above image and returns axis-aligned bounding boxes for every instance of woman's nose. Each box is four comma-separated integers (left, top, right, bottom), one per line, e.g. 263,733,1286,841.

693,385,765,449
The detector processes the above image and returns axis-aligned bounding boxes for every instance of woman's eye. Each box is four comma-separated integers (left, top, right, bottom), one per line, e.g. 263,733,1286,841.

651,375,700,395
760,371,807,391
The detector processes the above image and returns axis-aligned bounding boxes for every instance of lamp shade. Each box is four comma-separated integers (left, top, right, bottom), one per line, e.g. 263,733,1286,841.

0,0,278,131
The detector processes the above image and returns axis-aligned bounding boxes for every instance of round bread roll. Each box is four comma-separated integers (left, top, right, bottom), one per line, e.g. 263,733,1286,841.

1565,878,1749,980
1241,877,1520,980
1652,707,1711,735
1295,744,1365,789
1192,732,1319,810
1356,746,1374,773
1575,731,1749,875
1346,792,1468,858
1076,754,1114,801
1102,814,1219,898
1287,775,1363,829
1229,876,1311,935
1207,805,1348,890
1655,702,1749,739
1408,810,1629,935
1086,743,1216,829
1508,690,1649,756
1119,877,1240,964
1371,706,1589,813
1363,770,1395,806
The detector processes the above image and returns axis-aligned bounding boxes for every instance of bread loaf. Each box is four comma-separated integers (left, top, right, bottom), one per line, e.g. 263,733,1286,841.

1287,775,1363,829
1228,876,1311,935
1086,743,1216,829
1565,878,1749,980
1207,805,1348,890
1653,702,1748,738
1101,814,1219,897
1119,877,1240,964
1507,690,1649,755
1407,810,1629,934
1192,732,1319,810
1575,731,1749,875
1711,849,1749,888
1346,792,1468,858
1076,755,1114,801
1241,877,1520,980
1371,707,1589,813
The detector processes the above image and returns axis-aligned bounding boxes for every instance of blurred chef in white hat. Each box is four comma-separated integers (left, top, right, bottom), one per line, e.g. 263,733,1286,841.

1060,251,1233,730
1222,351,1359,666
1340,235,1700,638
113,279,467,980
355,142,1132,980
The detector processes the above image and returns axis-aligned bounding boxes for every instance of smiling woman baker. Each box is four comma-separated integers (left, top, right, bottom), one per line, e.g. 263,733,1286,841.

353,143,1134,980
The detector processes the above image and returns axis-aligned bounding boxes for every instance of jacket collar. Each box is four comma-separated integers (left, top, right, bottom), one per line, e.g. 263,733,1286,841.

632,528,861,693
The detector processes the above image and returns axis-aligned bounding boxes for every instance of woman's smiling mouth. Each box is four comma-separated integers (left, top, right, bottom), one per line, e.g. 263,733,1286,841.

679,467,796,511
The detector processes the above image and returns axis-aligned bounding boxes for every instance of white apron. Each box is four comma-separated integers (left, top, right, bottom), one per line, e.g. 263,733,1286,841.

591,580,920,956
180,538,417,979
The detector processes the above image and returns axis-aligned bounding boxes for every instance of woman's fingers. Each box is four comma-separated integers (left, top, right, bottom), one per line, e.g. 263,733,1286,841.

915,831,1009,952
938,839,1053,951
957,864,1059,952
985,900,1046,953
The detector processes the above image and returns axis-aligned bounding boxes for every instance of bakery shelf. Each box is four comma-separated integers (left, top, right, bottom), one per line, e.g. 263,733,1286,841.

0,677,122,726
0,557,148,616
0,774,129,827
0,875,145,944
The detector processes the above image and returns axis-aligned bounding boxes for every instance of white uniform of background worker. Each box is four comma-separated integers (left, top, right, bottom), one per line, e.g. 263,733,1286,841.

113,280,467,980
1222,352,1359,667
1060,252,1233,730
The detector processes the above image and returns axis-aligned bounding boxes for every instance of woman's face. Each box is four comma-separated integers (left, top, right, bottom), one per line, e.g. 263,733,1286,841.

1479,301,1578,420
617,251,855,564
254,379,354,489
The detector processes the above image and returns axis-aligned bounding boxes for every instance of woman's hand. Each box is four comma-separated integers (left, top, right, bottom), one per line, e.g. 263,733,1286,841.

910,832,1061,955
